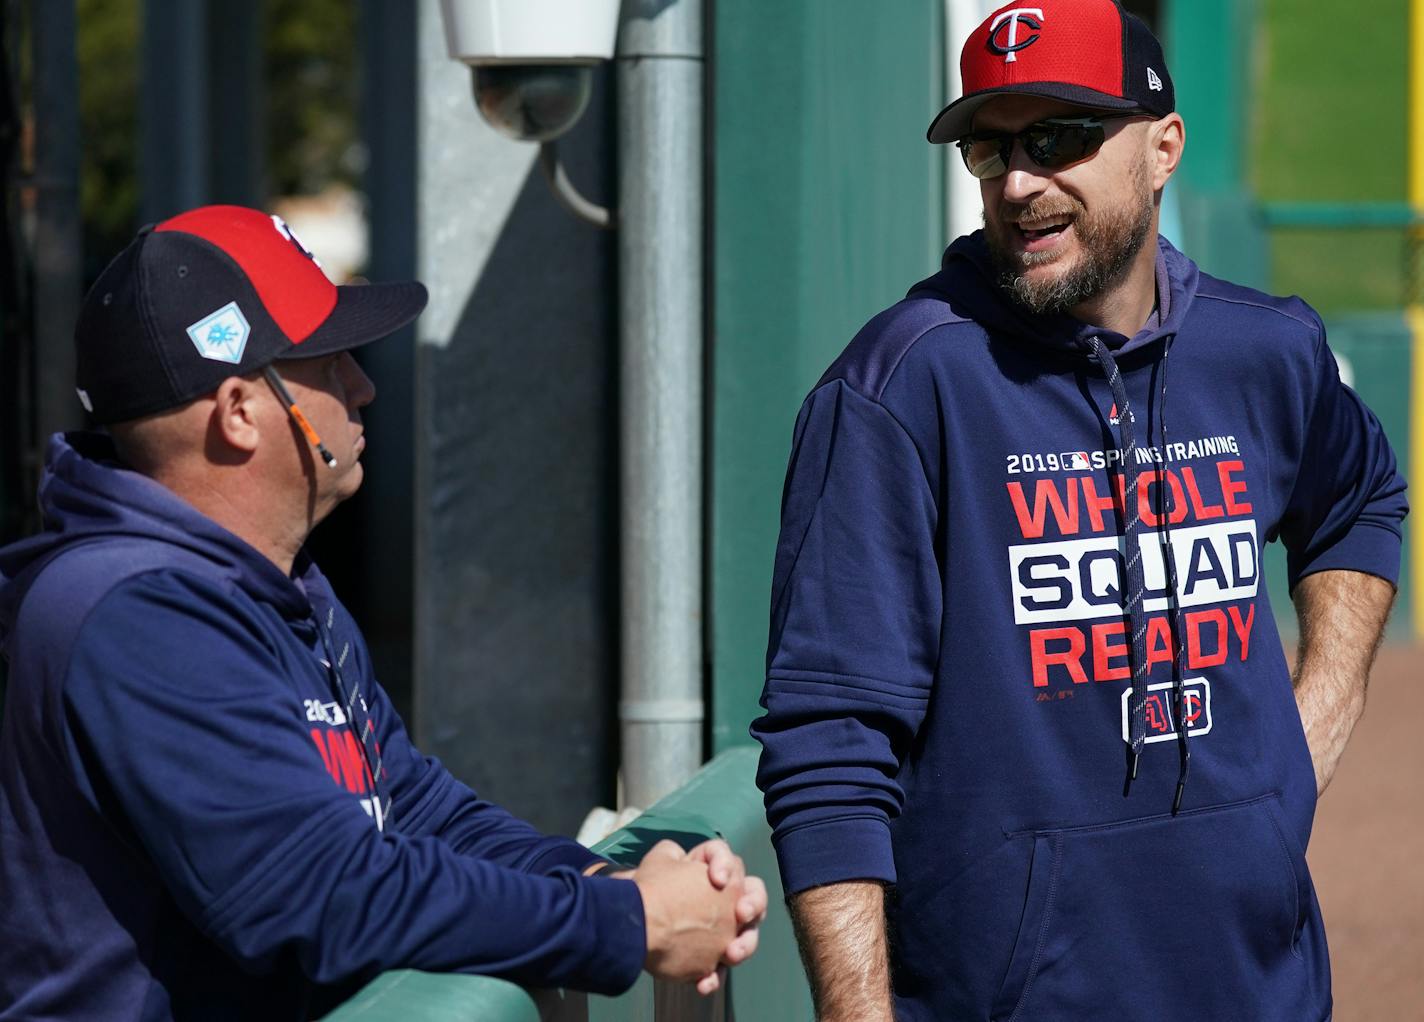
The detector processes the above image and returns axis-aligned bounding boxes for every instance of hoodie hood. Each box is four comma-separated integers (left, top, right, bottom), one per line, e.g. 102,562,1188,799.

908,230,1200,358
0,431,310,643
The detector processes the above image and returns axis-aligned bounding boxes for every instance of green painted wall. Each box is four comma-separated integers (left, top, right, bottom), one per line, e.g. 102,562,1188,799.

1165,0,1268,291
710,0,948,753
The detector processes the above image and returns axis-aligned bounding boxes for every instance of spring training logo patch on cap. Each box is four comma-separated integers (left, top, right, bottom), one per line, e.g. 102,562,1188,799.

186,301,251,364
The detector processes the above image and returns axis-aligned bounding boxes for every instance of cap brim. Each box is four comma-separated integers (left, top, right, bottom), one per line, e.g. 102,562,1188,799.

277,279,428,359
927,84,1142,144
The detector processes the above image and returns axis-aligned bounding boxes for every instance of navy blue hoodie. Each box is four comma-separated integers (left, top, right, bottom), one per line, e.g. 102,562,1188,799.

0,433,645,1021
753,233,1407,1022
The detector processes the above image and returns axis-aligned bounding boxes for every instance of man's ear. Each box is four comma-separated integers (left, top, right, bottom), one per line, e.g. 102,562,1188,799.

1150,113,1185,191
210,375,264,455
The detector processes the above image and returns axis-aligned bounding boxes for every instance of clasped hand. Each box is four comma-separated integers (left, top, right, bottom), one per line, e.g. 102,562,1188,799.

627,838,767,994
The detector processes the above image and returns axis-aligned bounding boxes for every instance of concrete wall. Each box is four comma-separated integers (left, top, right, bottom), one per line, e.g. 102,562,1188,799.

410,0,621,834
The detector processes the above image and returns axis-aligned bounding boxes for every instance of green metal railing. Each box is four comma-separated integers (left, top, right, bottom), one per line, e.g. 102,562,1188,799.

323,747,810,1022
1259,201,1419,229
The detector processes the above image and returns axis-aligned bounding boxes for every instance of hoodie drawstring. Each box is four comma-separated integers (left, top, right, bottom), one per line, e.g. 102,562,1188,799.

1157,334,1191,813
1084,333,1191,813
1082,336,1150,796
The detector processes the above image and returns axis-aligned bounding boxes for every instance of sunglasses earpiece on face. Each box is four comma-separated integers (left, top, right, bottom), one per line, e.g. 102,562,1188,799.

955,113,1136,180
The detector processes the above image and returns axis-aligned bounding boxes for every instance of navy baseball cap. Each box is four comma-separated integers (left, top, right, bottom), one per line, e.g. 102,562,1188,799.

927,0,1176,144
74,204,428,425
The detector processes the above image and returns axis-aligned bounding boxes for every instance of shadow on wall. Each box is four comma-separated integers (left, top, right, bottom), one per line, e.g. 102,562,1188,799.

413,67,623,837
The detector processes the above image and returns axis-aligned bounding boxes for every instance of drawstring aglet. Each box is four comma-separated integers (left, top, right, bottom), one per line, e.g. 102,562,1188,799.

1122,745,1140,797
1172,736,1192,816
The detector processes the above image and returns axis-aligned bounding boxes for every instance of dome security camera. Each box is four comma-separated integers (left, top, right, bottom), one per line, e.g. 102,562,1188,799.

441,0,620,142
470,64,594,143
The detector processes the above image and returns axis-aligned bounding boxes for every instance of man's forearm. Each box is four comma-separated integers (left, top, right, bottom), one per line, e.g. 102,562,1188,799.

1291,569,1395,795
789,881,894,1022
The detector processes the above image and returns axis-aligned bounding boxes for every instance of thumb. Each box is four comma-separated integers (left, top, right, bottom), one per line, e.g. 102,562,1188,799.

642,839,688,865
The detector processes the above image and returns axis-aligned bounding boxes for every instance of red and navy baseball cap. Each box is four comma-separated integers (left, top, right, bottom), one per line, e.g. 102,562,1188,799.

74,204,428,425
927,0,1175,144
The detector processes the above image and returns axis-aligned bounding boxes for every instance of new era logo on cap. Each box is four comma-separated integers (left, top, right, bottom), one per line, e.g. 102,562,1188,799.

186,301,252,364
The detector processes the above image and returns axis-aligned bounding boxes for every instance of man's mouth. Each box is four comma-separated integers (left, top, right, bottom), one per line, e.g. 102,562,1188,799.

1013,214,1073,243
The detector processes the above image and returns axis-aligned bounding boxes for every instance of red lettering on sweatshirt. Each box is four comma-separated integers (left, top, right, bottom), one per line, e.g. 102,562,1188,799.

1180,467,1225,520
1186,608,1230,668
1228,604,1255,660
1091,620,1130,681
1080,476,1122,532
308,729,371,793
1218,460,1253,515
1138,470,1190,529
1030,627,1089,687
1029,604,1255,689
1008,478,1080,540
1009,460,1251,540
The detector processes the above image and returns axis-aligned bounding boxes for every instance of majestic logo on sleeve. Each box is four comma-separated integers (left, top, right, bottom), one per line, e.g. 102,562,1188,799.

1004,435,1258,706
989,8,1045,62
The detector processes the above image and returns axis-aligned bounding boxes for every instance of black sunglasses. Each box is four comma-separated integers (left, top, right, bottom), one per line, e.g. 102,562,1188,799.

955,114,1140,180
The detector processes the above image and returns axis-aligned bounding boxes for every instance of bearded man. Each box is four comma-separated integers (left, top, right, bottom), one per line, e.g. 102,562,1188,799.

751,3,1407,1021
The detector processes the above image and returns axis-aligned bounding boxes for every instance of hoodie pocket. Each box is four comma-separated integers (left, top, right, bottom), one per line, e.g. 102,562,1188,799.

990,793,1310,1022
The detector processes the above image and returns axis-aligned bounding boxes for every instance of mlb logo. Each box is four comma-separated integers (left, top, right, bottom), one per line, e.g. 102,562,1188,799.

1063,451,1091,470
186,302,251,364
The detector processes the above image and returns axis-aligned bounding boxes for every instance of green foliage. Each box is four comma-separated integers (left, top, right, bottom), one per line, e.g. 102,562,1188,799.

1252,0,1407,202
76,0,140,279
70,0,360,280
1251,0,1409,309
265,0,361,197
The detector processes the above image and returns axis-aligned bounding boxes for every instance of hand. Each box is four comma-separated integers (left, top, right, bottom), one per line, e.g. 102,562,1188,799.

633,840,745,988
684,839,768,994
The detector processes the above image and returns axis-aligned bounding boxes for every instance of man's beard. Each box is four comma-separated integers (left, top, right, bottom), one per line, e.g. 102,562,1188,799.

985,161,1155,316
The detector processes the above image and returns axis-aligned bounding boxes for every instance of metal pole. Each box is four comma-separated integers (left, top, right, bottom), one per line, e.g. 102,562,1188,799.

616,0,705,810
140,0,209,222
31,0,82,447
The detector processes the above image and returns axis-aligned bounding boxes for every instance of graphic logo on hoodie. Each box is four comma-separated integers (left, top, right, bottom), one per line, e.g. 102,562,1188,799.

1004,433,1260,695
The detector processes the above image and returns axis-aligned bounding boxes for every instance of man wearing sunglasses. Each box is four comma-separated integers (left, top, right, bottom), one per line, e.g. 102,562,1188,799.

753,2,1406,1021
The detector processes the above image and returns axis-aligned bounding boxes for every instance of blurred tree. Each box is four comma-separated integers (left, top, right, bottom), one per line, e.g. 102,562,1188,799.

266,0,362,197
75,0,139,283
70,0,360,284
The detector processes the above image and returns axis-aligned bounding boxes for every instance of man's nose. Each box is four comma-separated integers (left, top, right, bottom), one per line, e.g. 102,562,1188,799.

1000,142,1051,204
342,353,377,408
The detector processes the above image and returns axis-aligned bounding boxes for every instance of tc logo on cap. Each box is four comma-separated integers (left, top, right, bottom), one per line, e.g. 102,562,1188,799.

988,7,1045,63
186,301,251,364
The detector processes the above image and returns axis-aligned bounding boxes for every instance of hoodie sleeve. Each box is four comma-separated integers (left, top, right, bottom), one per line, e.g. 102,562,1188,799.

61,571,645,993
368,683,607,877
1277,318,1408,592
751,380,941,896
321,605,609,878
